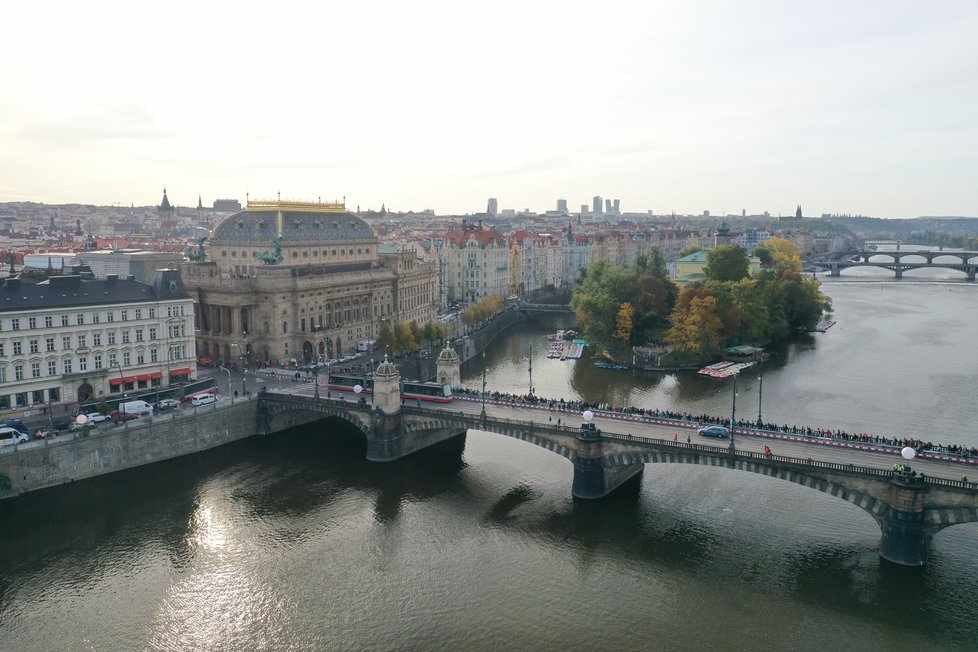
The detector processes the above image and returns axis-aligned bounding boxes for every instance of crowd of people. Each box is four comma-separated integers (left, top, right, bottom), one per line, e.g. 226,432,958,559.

454,387,978,461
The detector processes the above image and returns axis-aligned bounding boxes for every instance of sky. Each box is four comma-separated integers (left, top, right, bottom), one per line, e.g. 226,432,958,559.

2,1,977,218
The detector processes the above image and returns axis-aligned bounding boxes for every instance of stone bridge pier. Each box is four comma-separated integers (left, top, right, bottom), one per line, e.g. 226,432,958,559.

572,424,644,499
879,474,928,566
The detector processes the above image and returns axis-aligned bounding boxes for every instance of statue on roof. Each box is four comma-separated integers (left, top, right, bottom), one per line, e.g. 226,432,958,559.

185,236,208,261
257,236,284,264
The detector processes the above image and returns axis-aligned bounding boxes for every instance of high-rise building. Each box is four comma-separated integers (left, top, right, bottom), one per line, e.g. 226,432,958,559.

592,196,603,215
556,199,568,213
487,198,498,217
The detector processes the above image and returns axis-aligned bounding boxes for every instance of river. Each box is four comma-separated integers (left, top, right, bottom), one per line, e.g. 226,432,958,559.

1,277,976,651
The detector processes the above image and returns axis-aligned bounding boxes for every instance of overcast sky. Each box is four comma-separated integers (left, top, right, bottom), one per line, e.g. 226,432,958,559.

3,1,977,218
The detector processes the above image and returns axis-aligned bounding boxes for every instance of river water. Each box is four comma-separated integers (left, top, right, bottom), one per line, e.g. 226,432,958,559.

2,274,977,651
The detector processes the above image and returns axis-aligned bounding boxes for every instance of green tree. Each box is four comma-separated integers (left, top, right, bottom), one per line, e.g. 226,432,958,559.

375,321,395,357
704,245,750,282
394,320,417,352
422,321,447,344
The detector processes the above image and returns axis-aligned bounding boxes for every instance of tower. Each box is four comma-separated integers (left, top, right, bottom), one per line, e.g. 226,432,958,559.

159,188,176,232
372,355,401,416
796,205,803,219
592,196,603,215
487,198,498,217
436,345,461,389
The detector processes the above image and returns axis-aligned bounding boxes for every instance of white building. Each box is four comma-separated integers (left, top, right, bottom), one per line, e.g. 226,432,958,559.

0,269,197,414
438,220,509,308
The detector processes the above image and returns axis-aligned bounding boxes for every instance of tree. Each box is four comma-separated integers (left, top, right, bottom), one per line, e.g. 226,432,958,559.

394,320,417,352
375,321,395,357
754,237,802,278
665,293,723,360
679,245,703,258
614,302,634,346
704,245,750,282
422,321,447,344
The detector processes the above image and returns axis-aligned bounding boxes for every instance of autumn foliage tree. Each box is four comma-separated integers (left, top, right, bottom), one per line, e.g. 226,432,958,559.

614,302,634,345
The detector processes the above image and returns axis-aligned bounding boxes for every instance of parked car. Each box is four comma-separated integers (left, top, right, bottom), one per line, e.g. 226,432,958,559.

697,425,730,439
84,412,111,424
190,394,217,406
110,411,141,422
0,427,29,446
156,398,181,410
52,419,72,432
5,418,26,432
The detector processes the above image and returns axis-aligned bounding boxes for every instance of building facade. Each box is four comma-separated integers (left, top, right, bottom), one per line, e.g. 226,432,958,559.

438,220,509,309
0,269,196,414
183,199,437,366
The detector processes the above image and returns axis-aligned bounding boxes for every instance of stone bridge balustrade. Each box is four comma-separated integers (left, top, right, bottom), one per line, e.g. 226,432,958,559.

257,391,978,566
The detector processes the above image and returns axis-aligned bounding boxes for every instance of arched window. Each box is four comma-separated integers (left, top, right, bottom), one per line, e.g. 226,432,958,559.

282,321,288,334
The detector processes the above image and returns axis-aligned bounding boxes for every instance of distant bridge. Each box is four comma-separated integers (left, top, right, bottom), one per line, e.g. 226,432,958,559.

258,392,978,567
517,302,576,315
830,250,978,280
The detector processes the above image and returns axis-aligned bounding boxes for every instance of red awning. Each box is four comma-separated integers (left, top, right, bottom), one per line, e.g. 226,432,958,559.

169,368,191,376
136,374,151,381
149,372,163,379
109,376,138,385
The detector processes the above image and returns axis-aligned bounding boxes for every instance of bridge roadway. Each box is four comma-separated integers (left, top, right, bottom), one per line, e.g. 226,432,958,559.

265,382,974,483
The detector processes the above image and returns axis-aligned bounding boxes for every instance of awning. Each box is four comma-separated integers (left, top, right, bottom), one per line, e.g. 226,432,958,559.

149,372,163,379
169,368,192,376
136,374,151,381
109,376,138,385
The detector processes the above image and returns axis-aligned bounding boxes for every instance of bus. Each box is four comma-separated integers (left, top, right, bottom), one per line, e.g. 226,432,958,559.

401,380,452,403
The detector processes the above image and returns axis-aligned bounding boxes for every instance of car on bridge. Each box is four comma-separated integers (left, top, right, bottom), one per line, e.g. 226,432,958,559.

697,425,730,439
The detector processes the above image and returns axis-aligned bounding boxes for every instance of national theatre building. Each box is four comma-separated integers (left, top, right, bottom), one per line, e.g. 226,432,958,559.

182,198,437,367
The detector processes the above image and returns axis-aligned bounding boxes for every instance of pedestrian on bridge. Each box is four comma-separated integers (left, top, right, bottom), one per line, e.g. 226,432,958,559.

673,432,678,441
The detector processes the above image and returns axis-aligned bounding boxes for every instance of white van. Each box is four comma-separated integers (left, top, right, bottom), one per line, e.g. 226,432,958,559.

190,394,217,406
0,427,29,447
118,400,154,417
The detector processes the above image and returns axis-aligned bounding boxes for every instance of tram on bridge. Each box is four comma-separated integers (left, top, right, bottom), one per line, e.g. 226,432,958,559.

326,373,453,403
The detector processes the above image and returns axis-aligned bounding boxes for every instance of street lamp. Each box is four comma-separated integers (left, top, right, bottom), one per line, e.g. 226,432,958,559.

757,352,763,424
110,360,128,427
480,351,487,421
219,365,232,402
729,372,738,452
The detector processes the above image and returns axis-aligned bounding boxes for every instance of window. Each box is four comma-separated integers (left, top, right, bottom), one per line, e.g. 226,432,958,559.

94,355,102,370
150,348,158,362
31,362,40,378
149,327,157,340
135,328,144,342
45,337,55,352
93,333,101,346
121,310,128,321
47,361,56,376
11,319,19,331
15,364,23,380
62,336,71,350
28,317,36,329
109,354,117,367
0,343,4,356
91,311,100,324
44,316,53,328
122,352,130,365
79,357,87,371
135,309,142,320
62,360,72,374
29,339,38,354
15,393,26,408
107,312,114,323
48,388,60,402
136,351,144,364
108,332,116,345
122,330,130,343
0,368,5,382
13,342,21,356
32,389,44,405
77,334,87,348
61,315,69,327
76,313,84,325
148,308,155,319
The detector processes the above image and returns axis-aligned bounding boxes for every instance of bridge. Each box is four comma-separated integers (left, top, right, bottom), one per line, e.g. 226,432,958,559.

517,302,576,315
257,390,978,567
830,250,978,280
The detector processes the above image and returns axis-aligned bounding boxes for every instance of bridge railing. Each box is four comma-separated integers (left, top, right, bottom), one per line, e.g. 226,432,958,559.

602,432,976,489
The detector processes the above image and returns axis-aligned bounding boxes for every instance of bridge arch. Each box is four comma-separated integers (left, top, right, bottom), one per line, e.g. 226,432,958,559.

259,399,371,437
401,415,578,462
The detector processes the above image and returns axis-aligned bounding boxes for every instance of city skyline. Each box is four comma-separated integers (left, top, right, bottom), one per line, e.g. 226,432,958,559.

3,1,977,218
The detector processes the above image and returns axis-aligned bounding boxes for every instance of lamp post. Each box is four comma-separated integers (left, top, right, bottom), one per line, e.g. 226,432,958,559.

528,342,534,396
110,360,127,427
729,372,738,452
480,351,487,421
757,351,763,424
219,365,232,402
